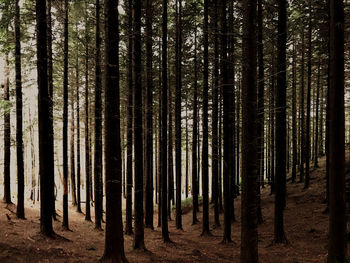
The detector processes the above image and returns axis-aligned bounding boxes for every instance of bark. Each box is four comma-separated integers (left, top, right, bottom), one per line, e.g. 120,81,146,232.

175,0,183,230
15,0,25,220
101,0,128,261
327,0,346,261
76,56,82,213
292,40,297,183
94,0,103,230
241,0,259,261
192,28,199,225
270,47,275,195
314,61,321,168
62,0,69,230
257,0,264,224
84,3,91,221
227,0,236,223
47,0,56,220
145,0,154,230
201,0,210,236
133,0,145,249
3,54,11,204
36,0,54,236
299,30,305,183
274,0,287,243
161,0,171,242
211,0,220,227
304,1,312,189
125,0,133,236
70,88,77,206
221,0,232,243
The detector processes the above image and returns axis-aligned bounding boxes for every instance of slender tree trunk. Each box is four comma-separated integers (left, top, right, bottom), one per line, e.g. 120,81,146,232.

145,0,154,230
192,28,199,225
133,0,145,249
221,0,232,243
304,1,312,189
257,0,264,224
94,0,103,230
175,0,183,230
185,103,189,199
101,0,128,260
201,0,210,236
125,0,133,236
3,53,11,204
62,0,69,230
314,61,321,168
158,36,162,227
37,0,54,236
299,30,305,183
168,75,174,220
327,1,346,262
227,0,236,223
274,0,287,243
15,0,25,220
240,0,259,261
46,0,56,220
270,47,275,195
211,0,220,227
218,90,223,212
292,40,297,183
84,3,91,221
70,88,77,206
76,56,82,213
161,0,171,242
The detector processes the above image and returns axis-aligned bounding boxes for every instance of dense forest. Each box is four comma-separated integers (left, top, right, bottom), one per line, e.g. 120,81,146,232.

0,0,348,262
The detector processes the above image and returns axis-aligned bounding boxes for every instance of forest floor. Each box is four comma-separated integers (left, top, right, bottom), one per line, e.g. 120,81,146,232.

0,154,337,262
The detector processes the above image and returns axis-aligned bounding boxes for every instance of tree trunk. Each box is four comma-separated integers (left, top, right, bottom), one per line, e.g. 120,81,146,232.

192,28,199,225
15,0,25,220
211,0,220,227
274,0,287,243
299,29,305,183
133,0,145,249
292,39,297,183
175,0,183,230
314,61,321,168
257,0,264,224
227,0,236,223
3,53,11,204
70,88,77,206
125,0,133,236
94,0,103,230
270,46,275,195
36,0,54,236
76,55,82,213
221,0,232,243
240,0,259,261
161,0,171,242
101,0,128,260
62,0,69,230
327,0,346,261
145,0,154,230
201,0,210,236
46,0,56,221
84,2,91,221
304,1,312,189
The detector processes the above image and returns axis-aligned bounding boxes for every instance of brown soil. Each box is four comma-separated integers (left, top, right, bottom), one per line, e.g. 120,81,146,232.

0,155,334,262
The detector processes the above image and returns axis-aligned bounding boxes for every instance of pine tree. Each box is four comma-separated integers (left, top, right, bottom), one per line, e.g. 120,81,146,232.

15,0,25,220
36,0,54,236
240,0,259,261
100,0,128,261
327,0,346,261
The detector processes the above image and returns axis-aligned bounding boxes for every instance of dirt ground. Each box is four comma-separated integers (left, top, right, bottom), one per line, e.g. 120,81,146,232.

0,155,335,262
